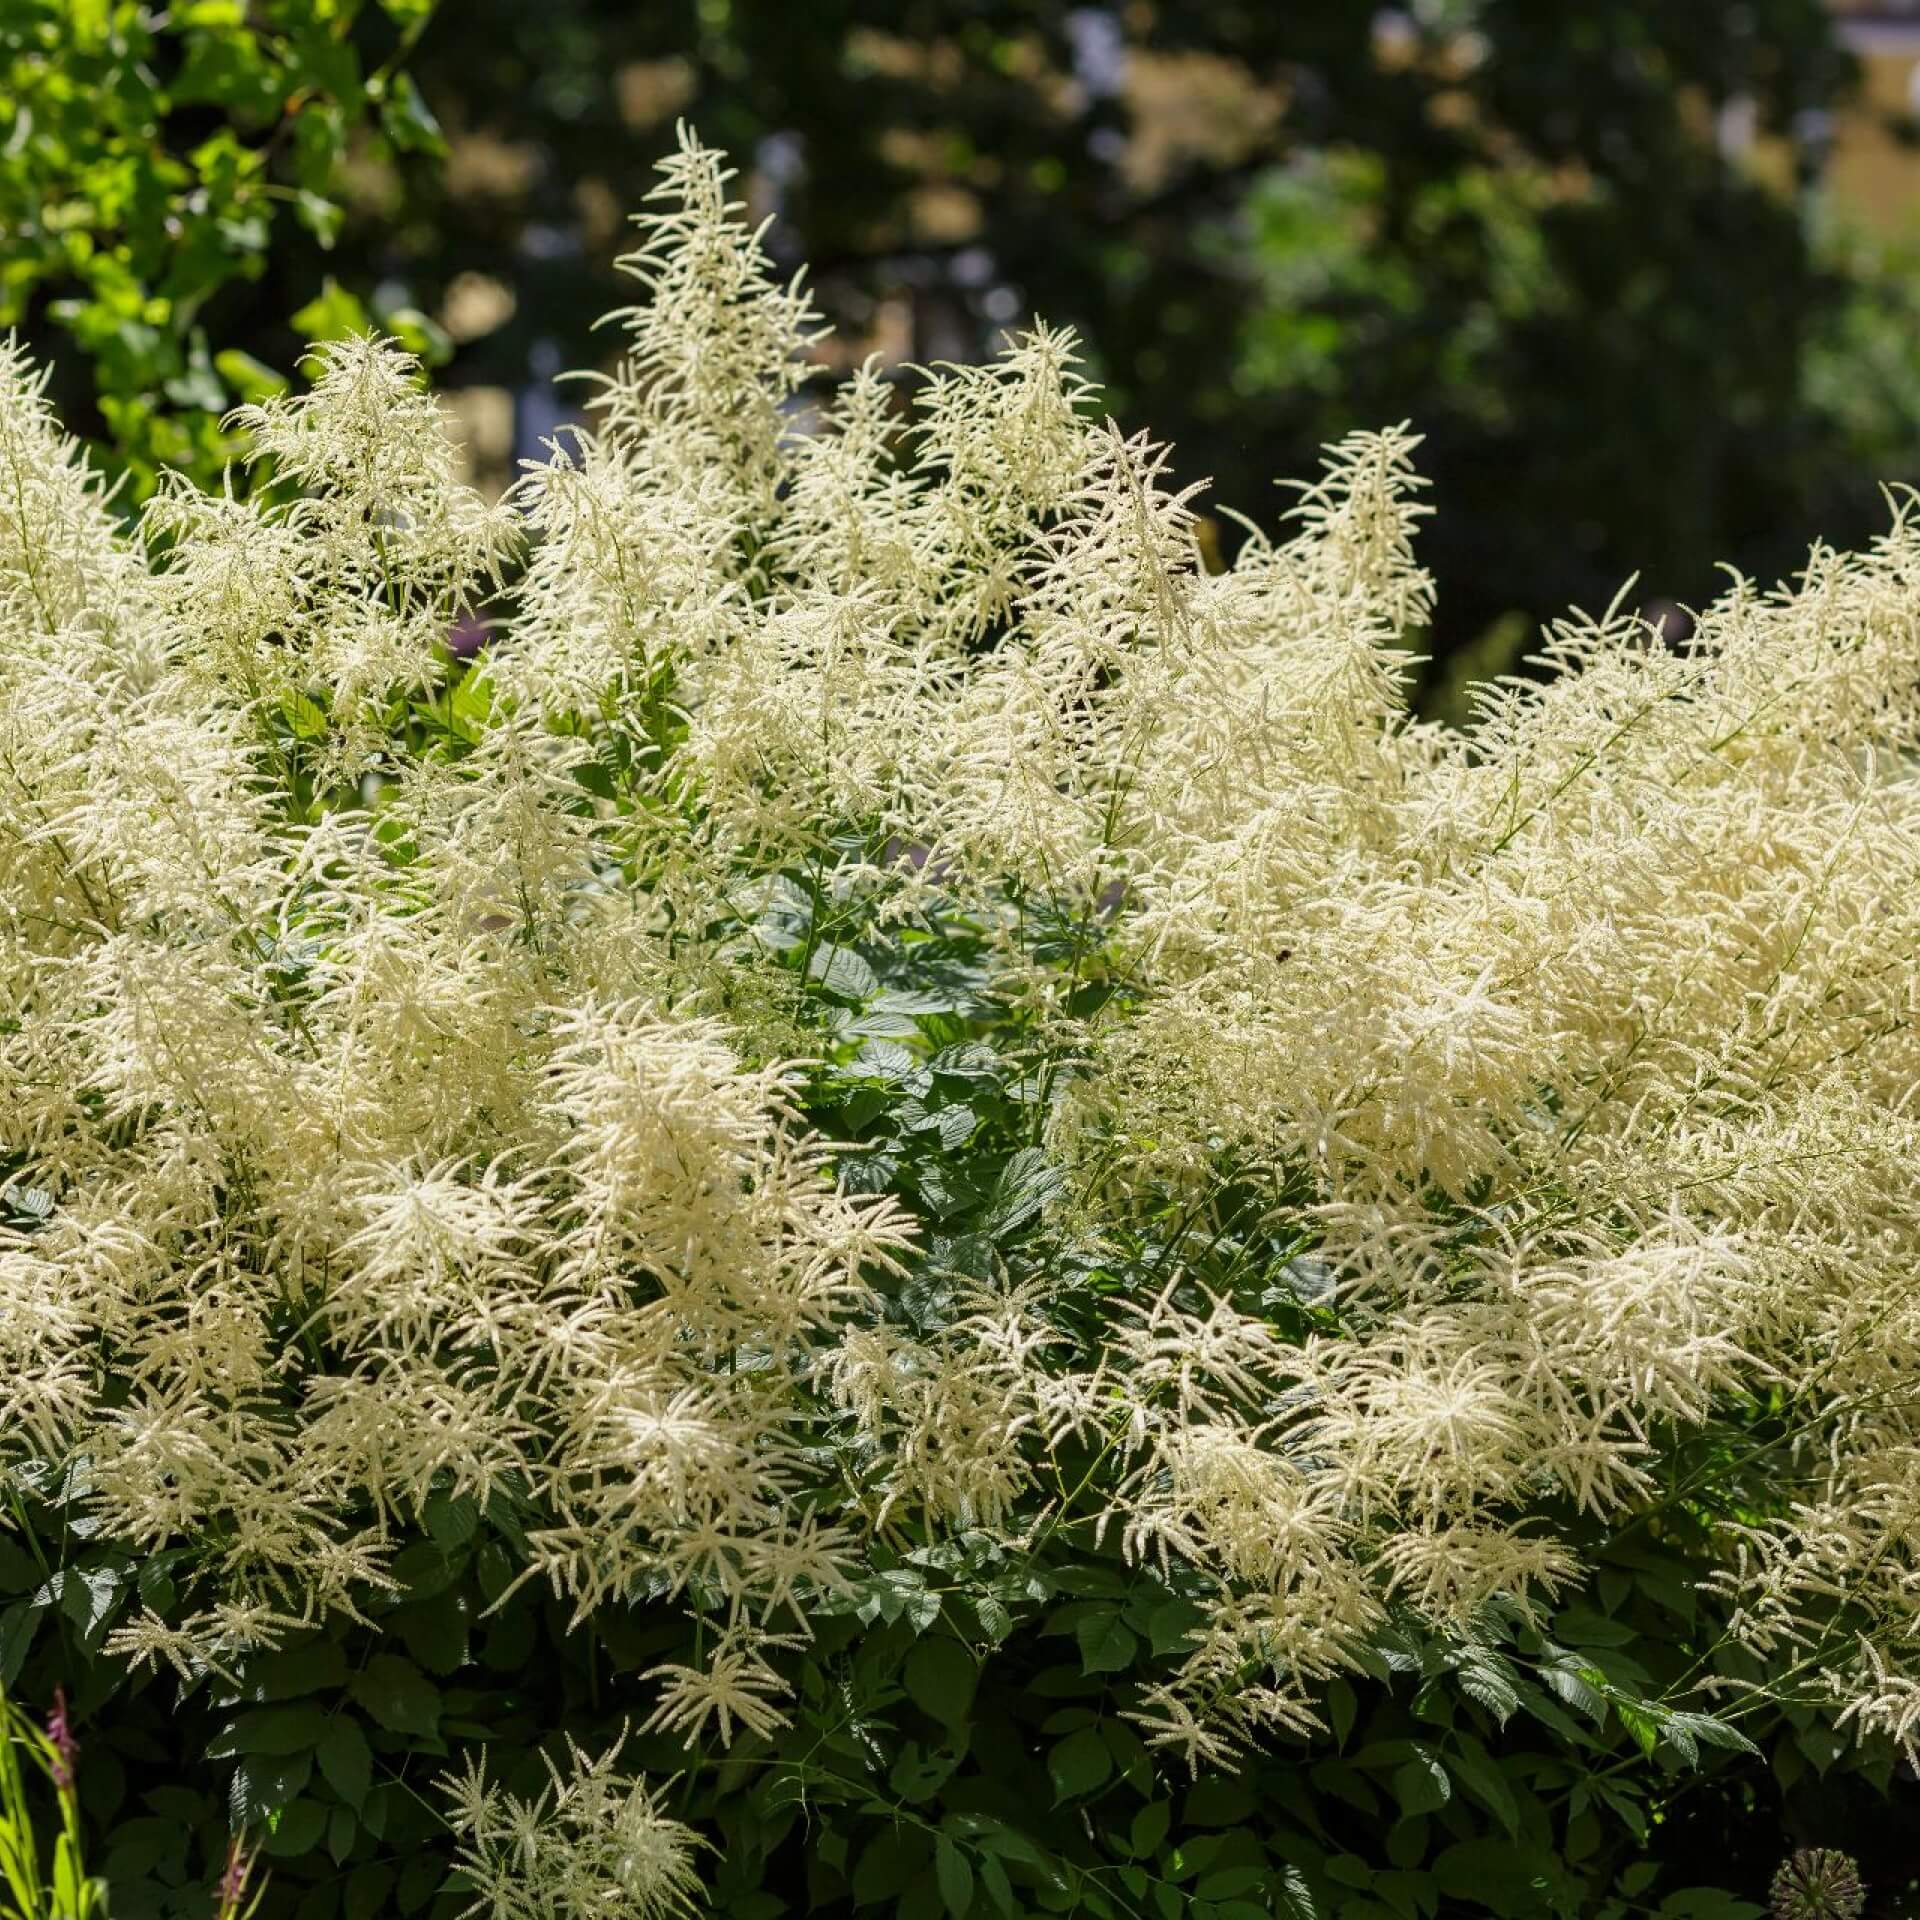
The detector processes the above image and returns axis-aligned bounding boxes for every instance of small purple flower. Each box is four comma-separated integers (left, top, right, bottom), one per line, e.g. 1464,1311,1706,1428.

216,1836,254,1916
44,1687,77,1792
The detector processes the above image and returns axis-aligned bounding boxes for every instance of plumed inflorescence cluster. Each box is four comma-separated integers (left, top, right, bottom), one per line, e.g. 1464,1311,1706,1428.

4,126,1920,1902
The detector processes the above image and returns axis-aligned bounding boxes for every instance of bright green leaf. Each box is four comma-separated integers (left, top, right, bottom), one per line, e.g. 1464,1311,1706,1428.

291,277,373,345
904,1636,976,1729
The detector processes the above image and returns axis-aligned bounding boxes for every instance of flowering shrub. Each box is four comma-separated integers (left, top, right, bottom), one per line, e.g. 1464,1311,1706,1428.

1,127,1918,1917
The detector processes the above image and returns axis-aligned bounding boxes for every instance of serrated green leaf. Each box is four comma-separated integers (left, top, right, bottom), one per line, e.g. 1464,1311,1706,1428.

1392,1750,1450,1818
347,1654,440,1737
904,1636,976,1729
327,1803,357,1867
424,1490,479,1547
1274,1863,1325,1920
1076,1611,1137,1676
979,1854,1015,1917
393,1593,469,1675
1456,1650,1520,1726
208,1702,332,1759
1553,1607,1636,1648
1197,1867,1269,1900
1326,1676,1357,1749
317,1715,372,1811
975,1594,1012,1643
981,1146,1063,1239
262,1796,327,1857
397,1848,442,1914
1130,1802,1171,1859
344,1864,395,1920
1446,1733,1519,1836
852,1827,923,1904
810,944,877,1000
1670,1709,1758,1756
1186,1775,1256,1826
1049,1726,1111,1801
1433,1840,1557,1919
229,1750,313,1825
1657,1895,1766,1920
41,1565,123,1643
858,1038,917,1078
236,1638,350,1703
1538,1657,1607,1721
1614,1700,1661,1759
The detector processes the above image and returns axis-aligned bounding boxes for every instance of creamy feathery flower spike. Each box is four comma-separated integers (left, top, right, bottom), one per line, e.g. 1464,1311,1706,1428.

640,1623,802,1747
444,1729,707,1920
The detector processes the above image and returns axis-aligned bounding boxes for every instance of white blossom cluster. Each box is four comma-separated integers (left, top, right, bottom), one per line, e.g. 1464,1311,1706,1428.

3,126,1920,1909
445,1728,705,1920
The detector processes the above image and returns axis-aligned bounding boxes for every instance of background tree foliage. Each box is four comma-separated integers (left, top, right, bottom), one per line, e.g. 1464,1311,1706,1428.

0,0,443,490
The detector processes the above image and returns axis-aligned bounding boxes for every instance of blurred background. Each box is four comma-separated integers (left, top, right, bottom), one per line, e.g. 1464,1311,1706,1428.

9,0,1920,712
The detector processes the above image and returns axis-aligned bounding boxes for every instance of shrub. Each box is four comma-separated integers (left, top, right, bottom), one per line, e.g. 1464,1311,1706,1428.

0,127,1917,1918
